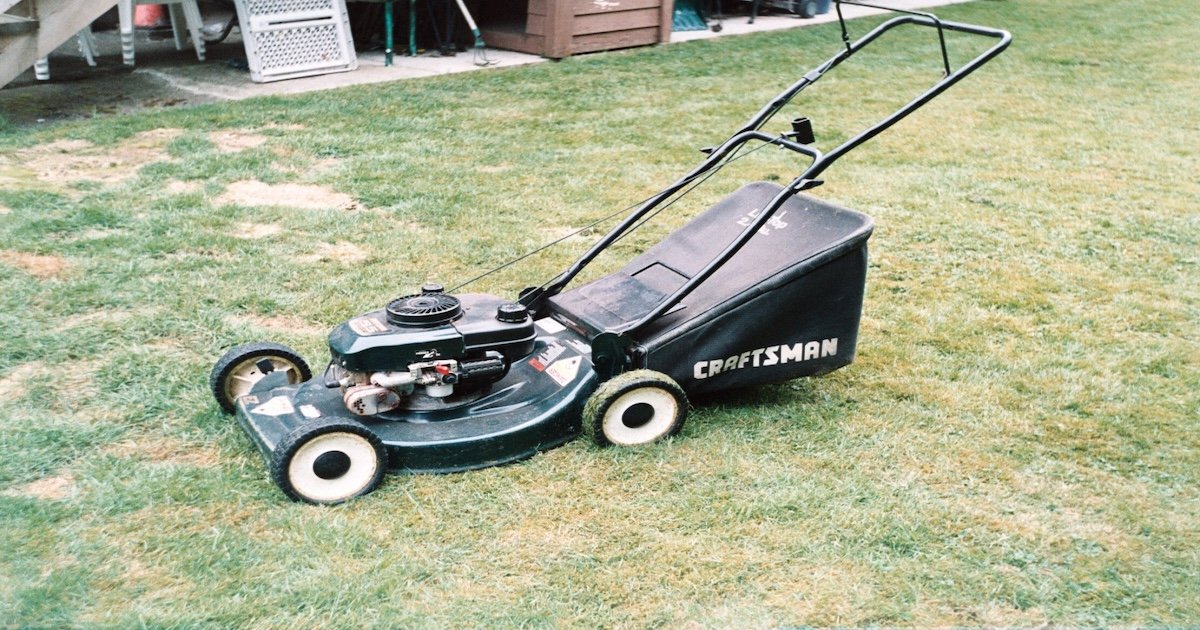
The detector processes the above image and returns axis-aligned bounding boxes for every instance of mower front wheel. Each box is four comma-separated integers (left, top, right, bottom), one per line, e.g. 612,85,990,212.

210,342,312,414
583,370,688,447
271,418,388,505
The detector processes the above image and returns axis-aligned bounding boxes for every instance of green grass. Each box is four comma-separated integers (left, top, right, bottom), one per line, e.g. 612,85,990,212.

1,0,1198,625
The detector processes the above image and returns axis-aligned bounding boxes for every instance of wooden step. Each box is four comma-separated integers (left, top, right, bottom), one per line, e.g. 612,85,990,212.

1,0,113,88
0,13,39,35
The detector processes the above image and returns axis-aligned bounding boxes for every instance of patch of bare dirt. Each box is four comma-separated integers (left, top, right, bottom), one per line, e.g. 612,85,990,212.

165,180,201,195
128,128,183,147
102,436,220,468
232,222,283,239
53,309,135,332
209,130,269,152
122,558,156,582
216,180,362,211
1,360,100,416
227,313,327,336
281,157,339,177
68,228,123,242
479,163,512,174
55,359,100,393
540,226,591,244
0,162,43,190
0,203,10,214
0,250,70,279
297,241,370,265
1,129,182,189
0,363,41,401
145,337,184,352
40,138,93,152
7,474,76,500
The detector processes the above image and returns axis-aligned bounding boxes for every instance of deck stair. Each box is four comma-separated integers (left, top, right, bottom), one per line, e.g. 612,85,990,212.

1,0,114,88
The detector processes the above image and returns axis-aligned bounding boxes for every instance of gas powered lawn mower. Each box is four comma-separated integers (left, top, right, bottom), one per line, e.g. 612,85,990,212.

210,1,1010,504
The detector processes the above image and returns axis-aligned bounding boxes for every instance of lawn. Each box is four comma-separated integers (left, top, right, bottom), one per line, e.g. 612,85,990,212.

1,0,1197,626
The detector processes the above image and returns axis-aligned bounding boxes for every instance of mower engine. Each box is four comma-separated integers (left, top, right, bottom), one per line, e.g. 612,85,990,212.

326,287,537,416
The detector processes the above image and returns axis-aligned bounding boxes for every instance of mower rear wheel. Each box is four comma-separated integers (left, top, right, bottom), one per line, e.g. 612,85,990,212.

210,342,312,414
583,370,688,447
271,418,387,505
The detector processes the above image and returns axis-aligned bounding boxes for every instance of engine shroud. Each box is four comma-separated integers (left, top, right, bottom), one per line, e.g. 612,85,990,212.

328,293,536,373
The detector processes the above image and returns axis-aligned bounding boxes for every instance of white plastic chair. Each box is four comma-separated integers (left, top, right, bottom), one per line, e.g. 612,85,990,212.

117,0,207,65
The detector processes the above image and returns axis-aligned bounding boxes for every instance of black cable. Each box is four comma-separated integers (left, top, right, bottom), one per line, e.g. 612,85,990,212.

449,135,783,293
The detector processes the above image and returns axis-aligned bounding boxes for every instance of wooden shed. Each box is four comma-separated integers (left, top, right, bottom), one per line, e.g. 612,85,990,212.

478,0,674,59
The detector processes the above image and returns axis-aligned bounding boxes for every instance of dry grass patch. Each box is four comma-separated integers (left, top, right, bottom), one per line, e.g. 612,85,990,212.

227,312,327,336
540,225,592,244
101,436,220,468
1,129,181,189
5,474,76,500
77,511,207,623
52,309,135,332
209,130,269,152
0,363,41,401
231,222,283,239
217,180,362,211
56,359,101,391
280,157,339,177
67,228,123,243
0,162,45,190
297,241,370,264
969,602,1051,627
165,180,202,195
0,250,70,279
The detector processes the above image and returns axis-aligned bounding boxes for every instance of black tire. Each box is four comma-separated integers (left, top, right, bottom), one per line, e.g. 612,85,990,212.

270,418,387,505
582,370,688,447
796,0,818,18
210,342,312,414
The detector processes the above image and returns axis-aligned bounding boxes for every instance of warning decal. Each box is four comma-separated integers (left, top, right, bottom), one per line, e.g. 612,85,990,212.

545,356,582,387
528,340,566,372
251,396,295,417
536,318,566,334
348,315,389,336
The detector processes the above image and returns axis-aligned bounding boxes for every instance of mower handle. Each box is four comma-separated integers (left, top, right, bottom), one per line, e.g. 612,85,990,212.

528,6,1011,342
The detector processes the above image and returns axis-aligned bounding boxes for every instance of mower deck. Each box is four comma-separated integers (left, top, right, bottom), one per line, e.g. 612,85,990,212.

235,323,597,474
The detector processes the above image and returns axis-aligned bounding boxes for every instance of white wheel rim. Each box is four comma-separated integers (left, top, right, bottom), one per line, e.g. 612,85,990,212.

225,356,301,403
601,387,679,446
287,432,379,503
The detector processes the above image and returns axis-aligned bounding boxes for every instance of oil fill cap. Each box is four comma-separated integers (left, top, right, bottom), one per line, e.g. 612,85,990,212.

496,303,529,323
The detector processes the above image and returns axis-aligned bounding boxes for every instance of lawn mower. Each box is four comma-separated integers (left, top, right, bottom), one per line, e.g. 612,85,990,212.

210,1,1010,504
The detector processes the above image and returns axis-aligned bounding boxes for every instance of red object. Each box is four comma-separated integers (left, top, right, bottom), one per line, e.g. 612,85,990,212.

134,4,167,28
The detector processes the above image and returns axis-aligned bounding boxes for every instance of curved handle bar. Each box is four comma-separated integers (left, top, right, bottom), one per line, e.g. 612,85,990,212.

530,7,1011,339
